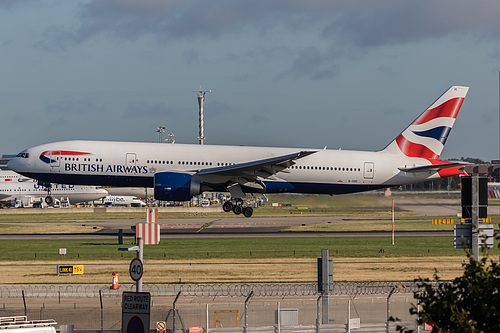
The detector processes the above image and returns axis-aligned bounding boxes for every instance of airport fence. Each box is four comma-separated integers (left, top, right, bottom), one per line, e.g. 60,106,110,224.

0,283,425,332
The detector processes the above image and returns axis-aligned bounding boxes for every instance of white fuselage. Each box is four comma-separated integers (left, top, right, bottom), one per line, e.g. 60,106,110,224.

7,140,443,195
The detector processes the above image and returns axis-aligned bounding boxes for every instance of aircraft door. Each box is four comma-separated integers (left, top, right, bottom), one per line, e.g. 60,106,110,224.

49,151,61,170
126,153,137,166
364,162,374,179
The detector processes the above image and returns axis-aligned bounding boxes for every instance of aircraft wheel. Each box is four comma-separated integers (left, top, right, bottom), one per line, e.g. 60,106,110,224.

233,205,243,215
223,201,233,212
45,196,54,205
243,207,253,218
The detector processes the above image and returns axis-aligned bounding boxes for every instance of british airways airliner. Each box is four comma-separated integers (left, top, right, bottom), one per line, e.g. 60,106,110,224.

8,86,469,217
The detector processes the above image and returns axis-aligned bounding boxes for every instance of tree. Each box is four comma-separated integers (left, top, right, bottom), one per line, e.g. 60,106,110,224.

394,250,500,332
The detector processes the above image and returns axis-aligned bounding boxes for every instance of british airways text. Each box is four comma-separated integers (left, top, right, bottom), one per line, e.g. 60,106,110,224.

64,163,149,174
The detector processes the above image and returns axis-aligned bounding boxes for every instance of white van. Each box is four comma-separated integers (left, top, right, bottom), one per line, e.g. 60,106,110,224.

0,316,56,333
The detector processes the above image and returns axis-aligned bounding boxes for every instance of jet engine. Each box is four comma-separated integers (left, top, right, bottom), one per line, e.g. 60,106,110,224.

154,172,201,201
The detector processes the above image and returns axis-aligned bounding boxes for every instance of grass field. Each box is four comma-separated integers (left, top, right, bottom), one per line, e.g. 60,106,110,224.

0,237,491,283
0,192,498,283
1,236,498,261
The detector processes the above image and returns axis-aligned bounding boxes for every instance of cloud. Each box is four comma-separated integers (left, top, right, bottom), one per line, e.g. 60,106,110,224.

123,100,172,119
287,47,339,80
35,0,500,78
322,2,500,48
0,0,37,9
182,48,200,66
39,1,500,46
44,96,104,116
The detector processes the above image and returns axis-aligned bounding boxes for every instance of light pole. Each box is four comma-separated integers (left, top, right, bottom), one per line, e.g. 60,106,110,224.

156,126,166,143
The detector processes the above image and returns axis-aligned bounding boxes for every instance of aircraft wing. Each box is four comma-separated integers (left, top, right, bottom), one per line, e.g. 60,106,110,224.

197,151,315,178
399,162,467,173
194,151,316,193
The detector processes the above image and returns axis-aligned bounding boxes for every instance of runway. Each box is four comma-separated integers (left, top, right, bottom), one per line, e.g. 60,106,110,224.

0,215,454,240
0,196,467,240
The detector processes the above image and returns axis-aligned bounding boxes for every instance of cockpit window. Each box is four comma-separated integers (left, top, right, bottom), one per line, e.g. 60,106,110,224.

16,153,29,158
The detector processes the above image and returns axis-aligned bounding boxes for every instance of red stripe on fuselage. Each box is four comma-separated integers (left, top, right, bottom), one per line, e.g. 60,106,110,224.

41,150,91,156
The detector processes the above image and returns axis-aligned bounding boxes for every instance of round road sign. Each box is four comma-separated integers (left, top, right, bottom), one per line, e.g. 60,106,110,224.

127,316,144,333
129,258,143,282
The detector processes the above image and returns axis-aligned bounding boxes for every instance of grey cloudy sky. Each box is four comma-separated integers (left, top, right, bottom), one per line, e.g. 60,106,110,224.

1,0,499,160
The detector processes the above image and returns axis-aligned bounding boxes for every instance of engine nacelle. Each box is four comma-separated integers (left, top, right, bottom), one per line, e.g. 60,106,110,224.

154,172,201,201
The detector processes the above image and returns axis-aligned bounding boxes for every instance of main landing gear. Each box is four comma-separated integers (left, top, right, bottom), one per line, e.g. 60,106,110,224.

222,199,253,218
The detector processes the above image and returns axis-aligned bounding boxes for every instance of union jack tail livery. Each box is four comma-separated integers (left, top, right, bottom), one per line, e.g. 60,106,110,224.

382,86,469,159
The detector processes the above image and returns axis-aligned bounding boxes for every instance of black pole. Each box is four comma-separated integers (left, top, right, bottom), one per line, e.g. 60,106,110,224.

22,290,26,316
99,290,103,333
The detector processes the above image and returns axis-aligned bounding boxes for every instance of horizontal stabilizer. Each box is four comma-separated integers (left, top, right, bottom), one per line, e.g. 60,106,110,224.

399,162,468,173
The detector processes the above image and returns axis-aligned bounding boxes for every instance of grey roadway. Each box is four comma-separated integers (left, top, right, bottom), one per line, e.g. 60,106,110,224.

0,215,454,240
0,196,476,239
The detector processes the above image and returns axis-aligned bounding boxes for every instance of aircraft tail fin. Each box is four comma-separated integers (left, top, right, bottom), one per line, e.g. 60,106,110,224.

382,86,469,159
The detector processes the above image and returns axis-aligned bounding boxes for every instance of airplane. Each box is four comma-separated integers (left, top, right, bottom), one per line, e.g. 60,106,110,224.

8,86,469,217
0,170,31,182
0,170,108,208
96,195,147,207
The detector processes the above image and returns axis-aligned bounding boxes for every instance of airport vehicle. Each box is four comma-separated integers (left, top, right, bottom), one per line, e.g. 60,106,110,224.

8,86,469,217
0,171,108,208
0,316,56,333
97,195,146,207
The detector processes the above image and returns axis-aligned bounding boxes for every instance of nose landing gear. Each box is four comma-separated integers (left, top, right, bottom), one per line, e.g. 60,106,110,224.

40,182,54,206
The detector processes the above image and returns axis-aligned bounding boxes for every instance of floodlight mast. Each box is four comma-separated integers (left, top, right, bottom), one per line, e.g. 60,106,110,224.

157,126,166,143
192,87,211,145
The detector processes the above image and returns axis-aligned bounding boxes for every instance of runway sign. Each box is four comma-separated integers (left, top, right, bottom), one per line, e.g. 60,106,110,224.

57,265,84,275
122,292,150,333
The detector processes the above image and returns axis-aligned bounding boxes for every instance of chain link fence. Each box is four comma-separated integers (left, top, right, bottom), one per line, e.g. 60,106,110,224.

0,282,421,298
0,283,426,332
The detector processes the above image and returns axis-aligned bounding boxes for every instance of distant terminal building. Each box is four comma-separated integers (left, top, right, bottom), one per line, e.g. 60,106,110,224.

489,183,500,199
0,155,15,171
464,161,500,183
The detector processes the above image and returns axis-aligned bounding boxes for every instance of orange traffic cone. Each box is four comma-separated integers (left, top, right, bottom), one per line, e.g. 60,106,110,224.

111,272,119,289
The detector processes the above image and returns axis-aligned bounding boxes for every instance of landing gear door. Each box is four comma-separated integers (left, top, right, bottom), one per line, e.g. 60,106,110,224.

364,162,374,179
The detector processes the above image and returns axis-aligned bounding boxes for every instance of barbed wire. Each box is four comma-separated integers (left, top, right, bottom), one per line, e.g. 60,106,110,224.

0,282,427,298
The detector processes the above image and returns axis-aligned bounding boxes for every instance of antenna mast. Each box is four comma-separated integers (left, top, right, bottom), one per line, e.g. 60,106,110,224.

192,87,211,144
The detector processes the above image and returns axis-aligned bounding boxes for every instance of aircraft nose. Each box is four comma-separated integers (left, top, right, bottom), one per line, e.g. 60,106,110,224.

7,157,22,172
7,152,30,172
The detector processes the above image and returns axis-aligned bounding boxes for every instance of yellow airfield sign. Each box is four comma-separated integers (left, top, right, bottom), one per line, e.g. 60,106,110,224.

57,265,84,275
